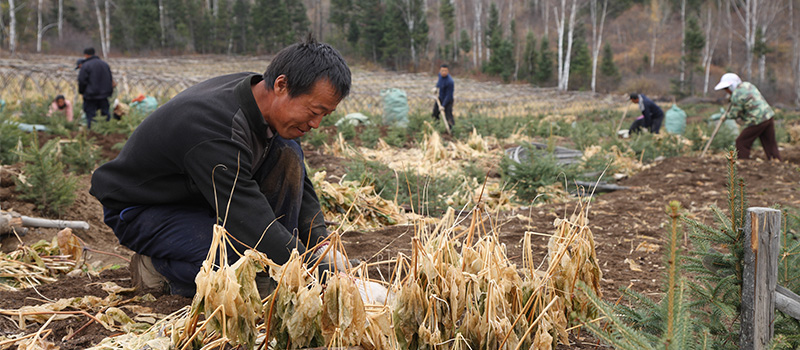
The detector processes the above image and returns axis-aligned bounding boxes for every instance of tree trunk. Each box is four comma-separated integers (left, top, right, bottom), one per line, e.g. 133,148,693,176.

58,0,63,39
561,0,577,91
555,2,564,89
679,0,686,89
93,0,107,57
702,0,720,95
159,0,166,47
792,0,800,106
474,0,482,66
727,0,733,66
36,0,43,52
8,0,16,54
544,0,549,36
590,0,607,93
104,0,111,57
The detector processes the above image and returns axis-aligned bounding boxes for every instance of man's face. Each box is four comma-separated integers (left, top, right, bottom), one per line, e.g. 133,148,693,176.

440,67,449,77
267,78,340,139
630,98,638,104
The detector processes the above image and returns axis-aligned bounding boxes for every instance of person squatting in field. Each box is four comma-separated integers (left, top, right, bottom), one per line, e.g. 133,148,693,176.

47,95,74,122
90,36,353,297
714,73,781,161
628,93,664,135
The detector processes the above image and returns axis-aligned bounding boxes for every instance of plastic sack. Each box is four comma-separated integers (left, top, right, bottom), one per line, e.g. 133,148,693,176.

130,96,158,115
380,88,409,127
664,104,687,134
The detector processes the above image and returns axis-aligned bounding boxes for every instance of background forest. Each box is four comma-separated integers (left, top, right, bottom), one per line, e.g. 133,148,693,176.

2,0,800,104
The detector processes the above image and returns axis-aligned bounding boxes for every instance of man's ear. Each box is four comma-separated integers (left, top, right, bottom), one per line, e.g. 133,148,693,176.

273,75,288,96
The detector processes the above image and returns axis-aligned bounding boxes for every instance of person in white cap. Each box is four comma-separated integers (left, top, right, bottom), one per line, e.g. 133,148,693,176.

714,73,781,161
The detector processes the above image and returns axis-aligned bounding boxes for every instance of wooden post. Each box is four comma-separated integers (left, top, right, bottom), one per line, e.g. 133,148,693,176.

741,207,781,350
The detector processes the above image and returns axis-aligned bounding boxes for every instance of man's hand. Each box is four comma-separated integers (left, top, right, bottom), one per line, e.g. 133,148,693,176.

313,242,352,271
431,87,438,94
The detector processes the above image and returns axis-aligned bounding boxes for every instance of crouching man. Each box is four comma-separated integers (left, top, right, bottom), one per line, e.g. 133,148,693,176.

90,36,351,297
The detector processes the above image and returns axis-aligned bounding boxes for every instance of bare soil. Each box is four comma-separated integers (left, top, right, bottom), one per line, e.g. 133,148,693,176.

2,130,799,349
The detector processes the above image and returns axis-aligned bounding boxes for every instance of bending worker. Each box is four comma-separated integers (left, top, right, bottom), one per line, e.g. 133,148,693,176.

714,73,781,161
628,93,664,134
90,37,352,296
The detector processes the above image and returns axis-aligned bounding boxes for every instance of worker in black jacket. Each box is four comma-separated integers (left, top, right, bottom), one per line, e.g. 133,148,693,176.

628,93,664,134
77,47,114,129
90,37,352,296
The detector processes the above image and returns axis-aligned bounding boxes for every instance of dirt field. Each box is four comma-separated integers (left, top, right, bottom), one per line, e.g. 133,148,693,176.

2,132,800,349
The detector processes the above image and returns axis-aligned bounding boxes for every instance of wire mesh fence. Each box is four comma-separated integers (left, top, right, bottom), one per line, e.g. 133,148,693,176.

0,54,622,117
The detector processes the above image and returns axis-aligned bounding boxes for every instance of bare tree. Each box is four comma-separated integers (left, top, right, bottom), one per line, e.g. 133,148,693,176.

473,0,483,67
555,0,578,91
94,0,108,58
58,0,63,39
730,0,759,80
36,0,58,52
590,0,608,93
649,0,671,70
159,0,166,47
793,0,800,105
755,1,782,84
8,0,17,54
679,0,686,89
702,0,722,95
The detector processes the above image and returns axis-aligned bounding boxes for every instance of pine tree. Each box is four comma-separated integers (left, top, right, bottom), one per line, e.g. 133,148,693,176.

599,42,620,90
600,42,618,78
536,37,553,84
485,2,501,56
569,32,592,90
15,136,78,216
458,29,472,55
519,31,537,83
354,0,384,62
684,16,705,95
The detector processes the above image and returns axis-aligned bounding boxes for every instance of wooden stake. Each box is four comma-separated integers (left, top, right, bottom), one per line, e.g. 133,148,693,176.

740,207,781,350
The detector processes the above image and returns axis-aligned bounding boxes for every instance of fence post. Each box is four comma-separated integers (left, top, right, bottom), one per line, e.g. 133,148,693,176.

740,207,781,350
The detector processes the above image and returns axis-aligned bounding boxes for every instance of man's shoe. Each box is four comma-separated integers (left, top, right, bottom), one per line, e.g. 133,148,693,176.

130,253,169,293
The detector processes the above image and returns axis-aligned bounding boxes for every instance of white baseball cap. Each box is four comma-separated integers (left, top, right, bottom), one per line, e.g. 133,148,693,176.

714,73,742,91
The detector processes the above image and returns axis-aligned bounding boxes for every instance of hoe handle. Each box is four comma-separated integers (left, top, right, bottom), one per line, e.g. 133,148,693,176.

701,103,732,158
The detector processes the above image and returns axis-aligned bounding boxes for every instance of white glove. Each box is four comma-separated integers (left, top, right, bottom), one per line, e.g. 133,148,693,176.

313,242,351,271
431,87,438,94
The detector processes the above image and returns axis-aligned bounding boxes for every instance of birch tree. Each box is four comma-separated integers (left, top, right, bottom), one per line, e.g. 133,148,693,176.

58,0,63,39
730,0,759,80
554,0,578,91
649,0,671,70
8,0,17,54
702,0,721,95
472,0,483,67
93,0,111,57
159,0,166,47
679,0,686,89
754,1,781,85
590,0,607,93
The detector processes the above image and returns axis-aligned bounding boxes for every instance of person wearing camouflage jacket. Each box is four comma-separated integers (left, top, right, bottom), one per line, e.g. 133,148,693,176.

714,73,781,161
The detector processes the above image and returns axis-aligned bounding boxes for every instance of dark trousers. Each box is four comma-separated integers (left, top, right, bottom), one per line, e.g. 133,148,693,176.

629,116,663,134
736,117,781,160
83,98,110,129
432,100,454,128
102,137,311,296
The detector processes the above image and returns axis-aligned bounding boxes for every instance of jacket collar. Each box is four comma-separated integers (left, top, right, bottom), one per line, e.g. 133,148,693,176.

236,74,272,139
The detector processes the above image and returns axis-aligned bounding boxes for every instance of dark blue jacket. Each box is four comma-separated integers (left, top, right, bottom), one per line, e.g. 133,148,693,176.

637,94,664,128
78,56,113,100
437,74,454,106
